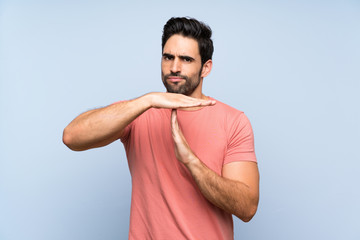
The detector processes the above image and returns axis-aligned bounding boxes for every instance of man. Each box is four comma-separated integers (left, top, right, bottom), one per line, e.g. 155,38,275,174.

63,17,259,240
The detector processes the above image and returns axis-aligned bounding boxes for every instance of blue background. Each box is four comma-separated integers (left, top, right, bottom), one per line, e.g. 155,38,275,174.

1,0,359,239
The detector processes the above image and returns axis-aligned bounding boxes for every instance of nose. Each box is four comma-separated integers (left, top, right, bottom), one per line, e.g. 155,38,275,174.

170,58,181,74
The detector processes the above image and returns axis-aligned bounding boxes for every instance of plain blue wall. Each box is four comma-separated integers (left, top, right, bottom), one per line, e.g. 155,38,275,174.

1,1,359,239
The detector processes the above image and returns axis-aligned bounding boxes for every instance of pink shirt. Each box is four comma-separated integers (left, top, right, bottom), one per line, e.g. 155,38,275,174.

120,98,257,240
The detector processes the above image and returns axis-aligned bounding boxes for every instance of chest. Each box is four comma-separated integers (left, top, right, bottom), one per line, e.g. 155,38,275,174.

129,109,228,175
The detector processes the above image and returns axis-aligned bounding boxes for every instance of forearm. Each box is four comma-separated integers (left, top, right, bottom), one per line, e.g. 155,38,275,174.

63,94,152,151
185,158,258,222
63,92,214,151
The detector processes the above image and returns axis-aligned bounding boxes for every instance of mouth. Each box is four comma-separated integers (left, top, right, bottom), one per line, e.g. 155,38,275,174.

167,77,185,83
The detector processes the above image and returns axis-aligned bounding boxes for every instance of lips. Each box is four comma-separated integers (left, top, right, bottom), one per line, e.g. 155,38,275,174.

167,77,185,83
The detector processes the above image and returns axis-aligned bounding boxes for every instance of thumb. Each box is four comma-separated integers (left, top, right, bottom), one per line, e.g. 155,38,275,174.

171,109,183,141
171,109,178,130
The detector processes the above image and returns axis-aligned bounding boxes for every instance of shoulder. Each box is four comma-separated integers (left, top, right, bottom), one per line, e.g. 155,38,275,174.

210,97,244,119
209,98,253,134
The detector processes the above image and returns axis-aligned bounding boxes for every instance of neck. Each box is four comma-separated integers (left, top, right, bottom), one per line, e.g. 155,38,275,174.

181,82,210,111
188,79,207,100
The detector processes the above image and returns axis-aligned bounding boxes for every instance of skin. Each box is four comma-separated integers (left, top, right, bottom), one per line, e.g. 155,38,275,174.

171,109,259,221
63,34,259,222
161,34,211,100
162,36,203,96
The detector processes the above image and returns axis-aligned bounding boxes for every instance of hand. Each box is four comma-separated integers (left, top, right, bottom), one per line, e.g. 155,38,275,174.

148,92,216,109
171,109,198,165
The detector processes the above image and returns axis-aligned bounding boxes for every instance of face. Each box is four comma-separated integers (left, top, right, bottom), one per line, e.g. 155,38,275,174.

161,34,204,96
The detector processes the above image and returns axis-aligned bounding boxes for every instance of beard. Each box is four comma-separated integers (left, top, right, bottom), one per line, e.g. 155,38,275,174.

162,67,202,96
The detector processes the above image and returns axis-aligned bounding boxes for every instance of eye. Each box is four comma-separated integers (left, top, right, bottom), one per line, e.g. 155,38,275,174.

183,57,191,62
180,55,195,62
163,55,173,61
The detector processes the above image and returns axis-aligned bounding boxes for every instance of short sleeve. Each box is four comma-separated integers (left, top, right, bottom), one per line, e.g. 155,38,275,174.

119,121,133,143
224,112,257,164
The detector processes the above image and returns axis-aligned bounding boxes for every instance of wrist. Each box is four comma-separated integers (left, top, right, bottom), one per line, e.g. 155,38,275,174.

184,155,201,169
141,92,156,109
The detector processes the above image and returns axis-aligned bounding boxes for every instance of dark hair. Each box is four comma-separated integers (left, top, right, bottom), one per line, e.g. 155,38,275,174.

162,17,214,66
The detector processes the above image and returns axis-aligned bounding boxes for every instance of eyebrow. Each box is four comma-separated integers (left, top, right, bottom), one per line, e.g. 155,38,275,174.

163,53,174,58
163,53,195,61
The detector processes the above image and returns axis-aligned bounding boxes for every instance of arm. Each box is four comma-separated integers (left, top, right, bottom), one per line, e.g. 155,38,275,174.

171,110,259,222
186,159,259,222
63,93,215,151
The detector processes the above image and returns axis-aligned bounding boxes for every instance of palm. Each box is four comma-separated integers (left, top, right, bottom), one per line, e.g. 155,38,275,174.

171,109,196,164
151,92,215,109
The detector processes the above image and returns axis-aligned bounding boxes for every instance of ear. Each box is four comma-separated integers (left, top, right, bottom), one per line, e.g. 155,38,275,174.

200,59,213,78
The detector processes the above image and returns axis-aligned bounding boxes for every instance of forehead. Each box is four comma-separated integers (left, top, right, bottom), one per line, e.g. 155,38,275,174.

163,34,200,57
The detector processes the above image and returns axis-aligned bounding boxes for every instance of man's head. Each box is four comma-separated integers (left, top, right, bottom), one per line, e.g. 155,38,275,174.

161,17,214,97
162,17,214,66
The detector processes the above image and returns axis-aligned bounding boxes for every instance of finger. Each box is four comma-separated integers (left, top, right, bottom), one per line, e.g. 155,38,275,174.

180,96,216,107
171,109,184,143
177,99,216,109
171,109,178,135
199,99,216,106
171,109,177,127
